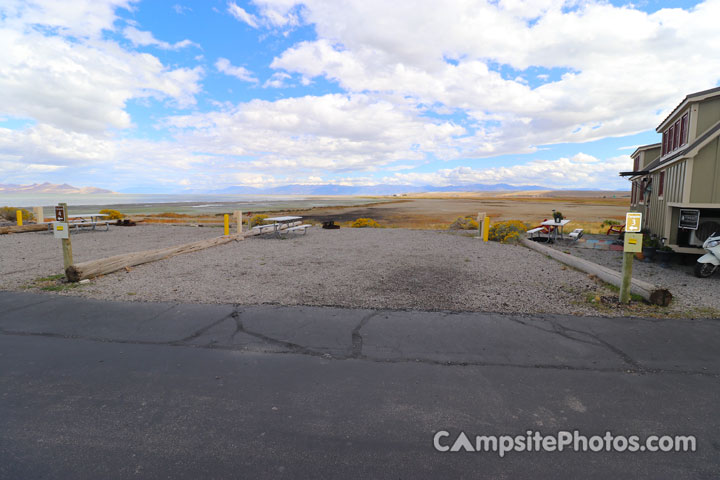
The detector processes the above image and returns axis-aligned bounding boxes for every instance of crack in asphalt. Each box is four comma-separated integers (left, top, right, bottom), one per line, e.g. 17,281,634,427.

0,301,716,378
506,315,640,369
1,324,717,377
351,311,381,358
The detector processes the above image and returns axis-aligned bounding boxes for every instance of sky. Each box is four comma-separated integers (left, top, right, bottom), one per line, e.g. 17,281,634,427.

1,0,719,193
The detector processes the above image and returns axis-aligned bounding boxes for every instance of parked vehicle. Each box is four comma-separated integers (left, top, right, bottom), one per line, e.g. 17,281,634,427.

695,232,720,278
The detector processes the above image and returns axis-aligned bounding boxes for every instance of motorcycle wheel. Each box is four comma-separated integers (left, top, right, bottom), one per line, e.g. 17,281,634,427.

694,262,718,278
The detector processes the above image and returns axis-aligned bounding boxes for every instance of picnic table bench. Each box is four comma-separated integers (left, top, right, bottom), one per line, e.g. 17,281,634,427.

251,216,311,237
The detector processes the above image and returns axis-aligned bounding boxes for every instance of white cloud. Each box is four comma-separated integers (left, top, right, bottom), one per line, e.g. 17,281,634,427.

162,93,465,173
0,3,204,133
123,26,199,50
173,4,191,15
264,72,292,88
215,58,257,83
265,0,720,154
1,0,134,38
227,2,259,28
383,154,633,189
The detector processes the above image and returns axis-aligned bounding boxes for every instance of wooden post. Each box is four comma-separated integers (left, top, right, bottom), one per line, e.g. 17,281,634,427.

483,216,490,242
620,251,634,303
16,210,23,226
59,203,73,270
235,210,242,234
224,214,229,236
477,212,485,239
33,206,44,223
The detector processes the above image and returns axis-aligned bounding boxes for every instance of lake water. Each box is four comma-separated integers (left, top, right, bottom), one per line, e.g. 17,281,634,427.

0,193,384,215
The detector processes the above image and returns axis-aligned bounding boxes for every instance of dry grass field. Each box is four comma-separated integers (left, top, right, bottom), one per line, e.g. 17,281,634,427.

295,191,630,232
122,190,631,233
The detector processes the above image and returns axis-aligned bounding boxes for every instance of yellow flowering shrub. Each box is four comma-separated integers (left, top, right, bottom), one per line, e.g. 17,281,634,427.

99,209,124,220
0,207,35,223
249,214,269,227
350,218,382,228
488,220,530,244
449,216,480,230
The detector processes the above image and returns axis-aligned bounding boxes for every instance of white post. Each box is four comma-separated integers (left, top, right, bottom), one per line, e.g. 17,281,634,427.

33,206,44,223
477,212,486,240
235,210,242,234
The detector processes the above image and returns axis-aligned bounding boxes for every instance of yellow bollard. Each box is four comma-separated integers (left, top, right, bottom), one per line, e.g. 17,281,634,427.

16,210,23,226
483,216,490,242
224,214,229,236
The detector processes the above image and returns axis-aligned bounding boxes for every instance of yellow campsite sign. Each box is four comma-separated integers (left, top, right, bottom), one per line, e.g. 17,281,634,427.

626,212,642,233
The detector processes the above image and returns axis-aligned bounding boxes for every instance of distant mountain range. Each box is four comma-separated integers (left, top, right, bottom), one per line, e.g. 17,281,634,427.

0,182,114,194
2,181,554,196
198,183,550,195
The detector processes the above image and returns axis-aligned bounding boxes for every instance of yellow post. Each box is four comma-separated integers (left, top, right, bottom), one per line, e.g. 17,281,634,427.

483,216,490,242
224,214,229,236
16,210,23,226
235,210,242,234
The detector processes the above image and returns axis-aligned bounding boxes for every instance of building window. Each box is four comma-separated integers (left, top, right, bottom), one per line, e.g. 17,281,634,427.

658,171,665,197
662,111,690,156
669,125,675,151
639,180,644,203
633,156,639,171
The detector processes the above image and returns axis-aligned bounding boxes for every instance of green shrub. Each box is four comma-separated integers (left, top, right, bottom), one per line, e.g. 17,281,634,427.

350,218,382,228
489,220,530,244
249,214,268,227
449,216,480,230
0,207,35,223
99,209,124,220
601,219,621,227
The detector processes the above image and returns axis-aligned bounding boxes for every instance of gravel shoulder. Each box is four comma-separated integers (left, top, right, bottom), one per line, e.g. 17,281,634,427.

545,239,720,315
1,225,717,317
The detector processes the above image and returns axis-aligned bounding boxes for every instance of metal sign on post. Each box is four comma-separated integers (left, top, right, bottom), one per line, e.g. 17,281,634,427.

620,212,643,303
626,212,642,232
53,222,69,239
56,203,73,271
623,233,643,253
55,206,66,222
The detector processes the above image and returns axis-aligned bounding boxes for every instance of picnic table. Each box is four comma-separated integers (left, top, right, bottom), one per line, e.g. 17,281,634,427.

541,219,571,242
67,213,111,231
263,216,310,237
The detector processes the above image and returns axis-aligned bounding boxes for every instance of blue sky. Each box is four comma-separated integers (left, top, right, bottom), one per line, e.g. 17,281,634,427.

1,0,719,192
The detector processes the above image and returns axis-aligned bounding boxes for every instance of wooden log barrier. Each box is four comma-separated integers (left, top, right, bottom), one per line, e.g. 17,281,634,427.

65,221,301,282
0,224,49,235
520,237,672,306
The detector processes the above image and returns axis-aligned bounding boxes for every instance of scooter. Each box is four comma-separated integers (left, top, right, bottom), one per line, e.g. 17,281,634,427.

695,232,720,278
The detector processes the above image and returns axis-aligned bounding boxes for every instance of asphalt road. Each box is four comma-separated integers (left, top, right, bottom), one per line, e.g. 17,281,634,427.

1,291,719,479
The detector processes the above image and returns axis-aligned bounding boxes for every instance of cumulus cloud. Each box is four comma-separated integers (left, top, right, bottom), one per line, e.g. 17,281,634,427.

215,58,257,83
162,93,465,173
265,0,720,154
0,2,203,133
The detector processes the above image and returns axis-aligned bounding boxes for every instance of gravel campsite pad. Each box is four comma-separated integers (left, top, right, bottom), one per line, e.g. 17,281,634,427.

1,225,716,317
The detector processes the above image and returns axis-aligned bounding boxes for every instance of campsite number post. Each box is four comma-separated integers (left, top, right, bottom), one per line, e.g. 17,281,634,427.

54,203,73,270
621,212,643,303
